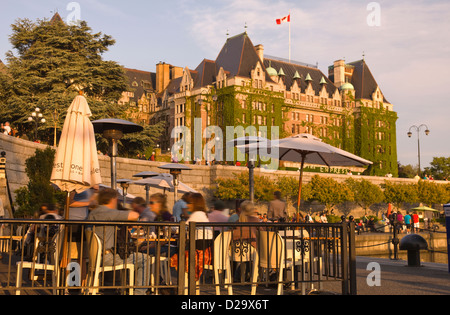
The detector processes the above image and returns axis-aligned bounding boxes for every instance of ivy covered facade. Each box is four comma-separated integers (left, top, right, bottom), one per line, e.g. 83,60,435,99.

138,32,397,176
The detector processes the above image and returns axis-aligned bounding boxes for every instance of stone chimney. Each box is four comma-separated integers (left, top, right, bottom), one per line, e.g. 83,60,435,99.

156,62,171,94
255,44,264,62
156,62,184,93
333,59,346,89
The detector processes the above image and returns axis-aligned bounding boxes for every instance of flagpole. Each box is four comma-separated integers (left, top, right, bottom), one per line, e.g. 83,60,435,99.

289,11,291,63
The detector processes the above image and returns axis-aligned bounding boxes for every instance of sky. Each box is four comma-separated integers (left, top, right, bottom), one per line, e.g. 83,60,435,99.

1,0,449,168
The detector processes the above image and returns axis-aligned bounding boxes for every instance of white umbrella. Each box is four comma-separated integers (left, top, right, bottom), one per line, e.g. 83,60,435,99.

132,174,197,195
237,133,372,219
50,93,102,270
51,94,102,197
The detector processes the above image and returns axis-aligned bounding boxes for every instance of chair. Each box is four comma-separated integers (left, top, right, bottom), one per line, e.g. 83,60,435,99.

15,228,64,295
280,229,323,294
204,231,233,295
231,234,259,295
251,231,285,295
85,230,134,295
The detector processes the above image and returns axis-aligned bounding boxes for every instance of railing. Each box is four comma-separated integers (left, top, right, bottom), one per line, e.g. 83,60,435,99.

0,219,357,295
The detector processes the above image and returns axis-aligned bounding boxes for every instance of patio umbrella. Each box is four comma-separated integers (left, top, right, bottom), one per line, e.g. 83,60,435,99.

51,93,102,214
411,206,439,213
50,93,102,269
133,171,160,203
237,133,372,220
132,174,197,195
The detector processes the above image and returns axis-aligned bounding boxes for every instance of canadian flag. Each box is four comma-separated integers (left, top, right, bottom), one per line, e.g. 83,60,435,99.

276,14,290,25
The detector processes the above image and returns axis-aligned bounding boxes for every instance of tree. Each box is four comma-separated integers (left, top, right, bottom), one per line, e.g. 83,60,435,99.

383,181,417,211
15,147,66,217
275,176,298,209
214,173,277,203
398,162,417,179
304,175,354,213
0,16,163,154
345,178,384,215
416,180,448,207
426,157,450,180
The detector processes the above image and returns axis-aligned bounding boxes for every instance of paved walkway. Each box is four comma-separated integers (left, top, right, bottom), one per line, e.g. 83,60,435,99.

1,253,449,295
320,256,450,295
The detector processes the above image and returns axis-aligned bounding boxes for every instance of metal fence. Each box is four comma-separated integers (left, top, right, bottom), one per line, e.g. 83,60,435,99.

0,219,356,295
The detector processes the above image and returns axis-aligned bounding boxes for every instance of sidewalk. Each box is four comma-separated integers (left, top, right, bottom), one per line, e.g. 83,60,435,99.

320,256,450,295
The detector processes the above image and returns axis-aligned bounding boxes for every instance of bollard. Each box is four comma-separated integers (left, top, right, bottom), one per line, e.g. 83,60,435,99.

392,223,400,260
399,234,428,267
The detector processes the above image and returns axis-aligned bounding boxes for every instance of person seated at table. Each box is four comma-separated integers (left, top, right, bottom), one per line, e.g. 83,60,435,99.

138,193,175,257
208,200,229,237
87,189,149,295
172,193,191,222
186,193,213,245
131,197,155,222
231,201,261,282
149,193,173,222
232,201,260,248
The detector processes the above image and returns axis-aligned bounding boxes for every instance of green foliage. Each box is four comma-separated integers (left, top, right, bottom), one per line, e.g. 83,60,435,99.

355,106,398,177
14,147,66,217
416,180,448,207
383,181,417,211
425,157,450,180
303,175,354,212
0,18,127,138
345,178,384,214
398,162,418,179
0,16,163,156
275,176,299,206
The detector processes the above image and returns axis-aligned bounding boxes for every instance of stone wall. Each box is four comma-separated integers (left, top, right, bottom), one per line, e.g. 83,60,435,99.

0,133,447,216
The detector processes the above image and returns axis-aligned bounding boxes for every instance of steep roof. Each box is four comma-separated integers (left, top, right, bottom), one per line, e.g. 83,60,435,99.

194,59,218,88
264,58,338,97
216,32,273,82
50,12,64,24
124,68,156,102
347,59,389,103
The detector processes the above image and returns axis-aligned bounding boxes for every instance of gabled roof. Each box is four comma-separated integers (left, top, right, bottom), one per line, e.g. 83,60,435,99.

264,58,338,97
124,68,156,102
50,12,64,25
216,32,273,82
165,76,183,96
347,59,389,103
194,59,218,88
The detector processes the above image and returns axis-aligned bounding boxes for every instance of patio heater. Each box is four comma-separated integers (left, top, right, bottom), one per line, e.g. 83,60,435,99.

92,119,143,190
158,163,192,203
117,179,132,207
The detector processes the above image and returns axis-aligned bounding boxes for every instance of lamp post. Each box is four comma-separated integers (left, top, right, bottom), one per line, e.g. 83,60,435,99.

408,124,430,177
28,108,46,141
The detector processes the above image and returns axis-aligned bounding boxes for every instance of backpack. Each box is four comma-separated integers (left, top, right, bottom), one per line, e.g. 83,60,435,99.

115,225,136,260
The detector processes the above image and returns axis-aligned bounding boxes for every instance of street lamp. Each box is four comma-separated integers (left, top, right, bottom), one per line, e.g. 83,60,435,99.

408,124,430,177
28,108,46,141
